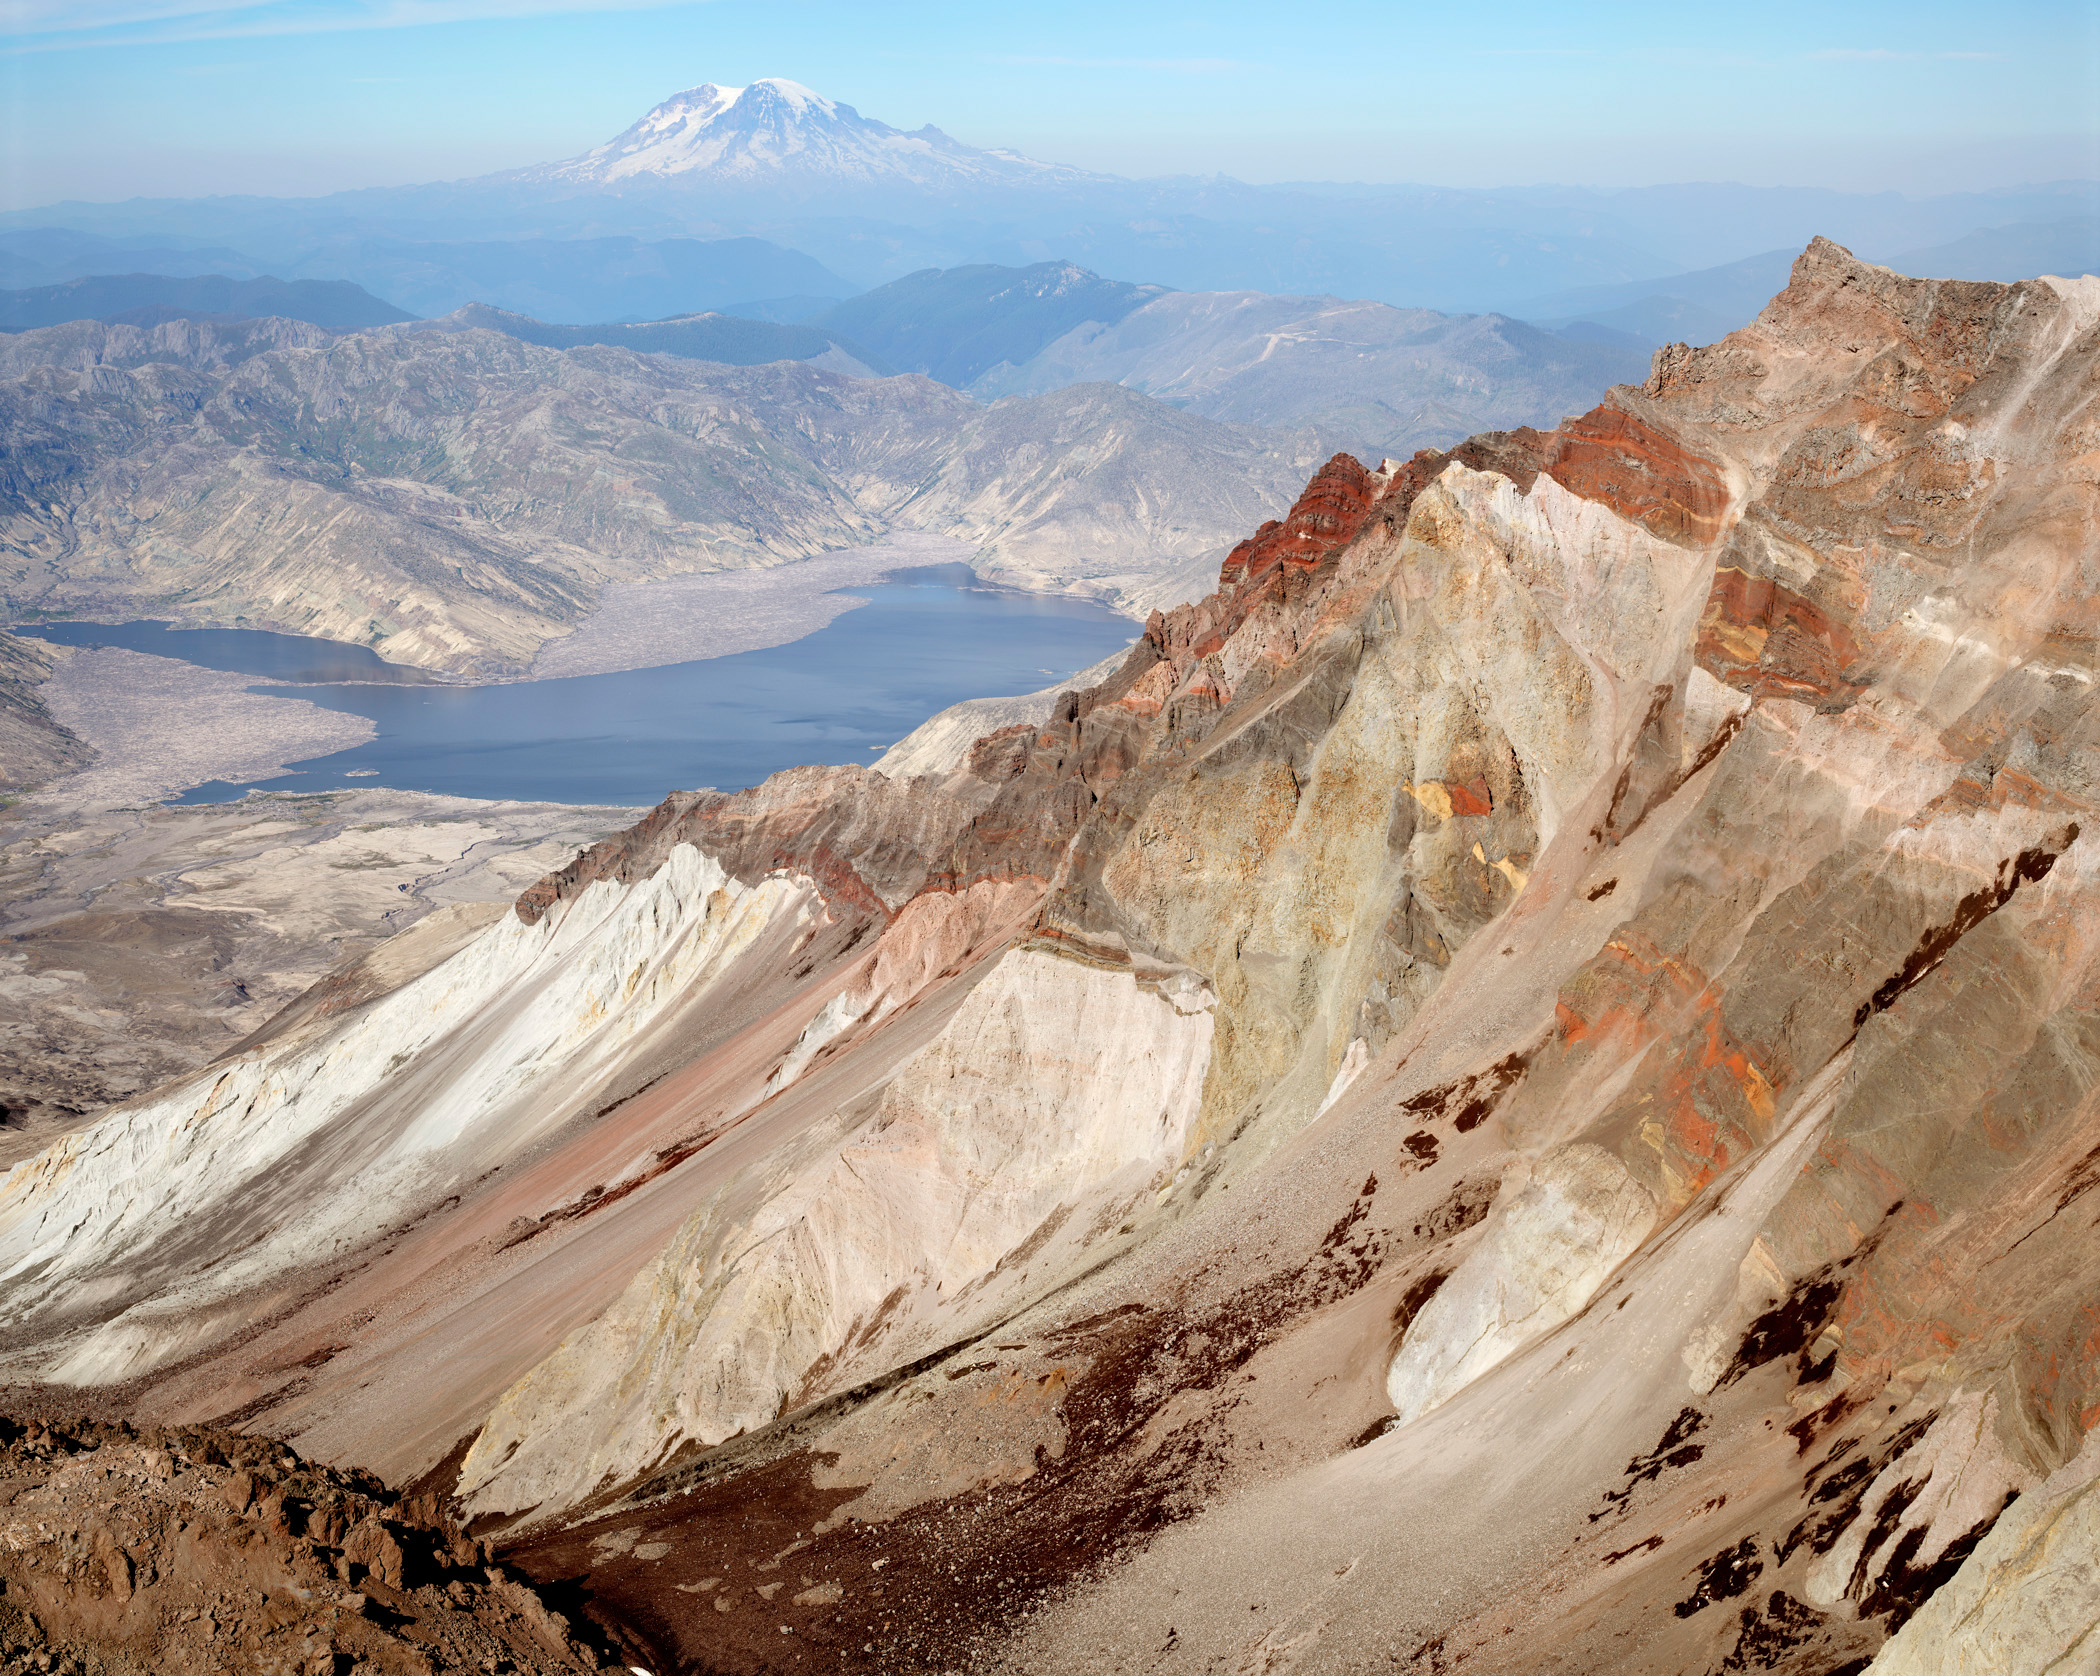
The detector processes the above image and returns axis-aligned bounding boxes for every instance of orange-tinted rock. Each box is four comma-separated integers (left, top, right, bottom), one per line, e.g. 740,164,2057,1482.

1695,565,1866,700
1538,407,1730,546
0,1414,619,1673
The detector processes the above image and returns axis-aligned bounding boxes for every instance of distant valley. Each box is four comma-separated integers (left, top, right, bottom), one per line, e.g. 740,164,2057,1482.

0,314,1326,677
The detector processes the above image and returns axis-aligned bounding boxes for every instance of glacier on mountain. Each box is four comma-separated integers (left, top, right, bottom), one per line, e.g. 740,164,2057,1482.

526,76,1098,191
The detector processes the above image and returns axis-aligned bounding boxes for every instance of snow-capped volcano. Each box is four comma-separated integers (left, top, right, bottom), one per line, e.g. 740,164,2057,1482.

524,78,1096,192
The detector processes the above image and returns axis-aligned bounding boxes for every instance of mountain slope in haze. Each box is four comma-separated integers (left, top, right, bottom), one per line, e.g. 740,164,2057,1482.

1521,220,2100,346
515,77,1099,195
1512,247,1803,345
1483,179,2100,274
0,317,1322,671
0,228,268,290
0,228,858,333
8,243,2099,1674
285,232,858,325
1889,214,2100,284
0,272,414,333
814,260,1165,387
971,283,1651,458
411,301,892,374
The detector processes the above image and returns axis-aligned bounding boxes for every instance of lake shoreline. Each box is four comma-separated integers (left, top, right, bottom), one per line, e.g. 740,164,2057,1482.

12,532,1155,692
13,559,1139,813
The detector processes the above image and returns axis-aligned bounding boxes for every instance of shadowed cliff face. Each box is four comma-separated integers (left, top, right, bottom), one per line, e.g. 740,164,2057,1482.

5,239,2100,1674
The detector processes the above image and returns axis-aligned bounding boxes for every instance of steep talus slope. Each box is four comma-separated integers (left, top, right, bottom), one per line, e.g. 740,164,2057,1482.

483,240,2100,1671
0,317,1321,671
3,240,2098,1674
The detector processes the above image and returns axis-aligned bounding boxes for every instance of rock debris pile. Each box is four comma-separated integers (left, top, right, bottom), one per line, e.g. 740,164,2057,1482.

0,1416,637,1675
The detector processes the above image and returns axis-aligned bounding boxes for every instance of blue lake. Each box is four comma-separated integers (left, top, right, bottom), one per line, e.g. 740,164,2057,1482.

23,566,1135,806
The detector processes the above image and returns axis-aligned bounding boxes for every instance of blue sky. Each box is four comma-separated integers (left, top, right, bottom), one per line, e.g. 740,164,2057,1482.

3,0,2095,207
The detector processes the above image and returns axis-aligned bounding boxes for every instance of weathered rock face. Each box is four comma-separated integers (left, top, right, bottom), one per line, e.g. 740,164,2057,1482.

1214,451,1383,593
7,240,2100,1673
1863,1427,2100,1675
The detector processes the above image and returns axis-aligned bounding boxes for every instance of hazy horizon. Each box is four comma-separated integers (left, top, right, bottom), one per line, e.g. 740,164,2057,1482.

3,0,2096,210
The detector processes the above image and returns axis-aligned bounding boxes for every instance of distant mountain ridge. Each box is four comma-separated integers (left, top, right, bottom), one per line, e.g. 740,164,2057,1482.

1511,220,2099,347
820,261,1651,460
1511,249,1804,346
0,228,267,291
0,273,412,333
815,262,1165,387
410,301,891,373
1,80,2093,319
0,228,857,329
1888,215,2100,284
0,315,1326,671
311,233,858,324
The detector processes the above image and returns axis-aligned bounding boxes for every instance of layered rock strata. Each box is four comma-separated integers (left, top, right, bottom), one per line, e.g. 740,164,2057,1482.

5,240,2100,1673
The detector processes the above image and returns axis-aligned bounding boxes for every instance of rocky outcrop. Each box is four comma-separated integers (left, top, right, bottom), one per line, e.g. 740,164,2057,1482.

9,241,2100,1674
1214,451,1384,592
0,1413,634,1674
1386,1142,1656,1422
871,643,1134,780
513,762,990,930
1865,1429,2100,1674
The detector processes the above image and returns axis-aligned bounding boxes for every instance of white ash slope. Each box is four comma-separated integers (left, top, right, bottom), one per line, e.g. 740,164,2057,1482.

0,786,636,1166
0,844,816,1385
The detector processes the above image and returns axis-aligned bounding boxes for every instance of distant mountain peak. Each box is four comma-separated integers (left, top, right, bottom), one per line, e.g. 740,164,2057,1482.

522,78,1100,193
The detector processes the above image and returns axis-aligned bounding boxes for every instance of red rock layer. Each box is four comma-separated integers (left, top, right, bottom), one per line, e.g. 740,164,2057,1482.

1216,452,1383,594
